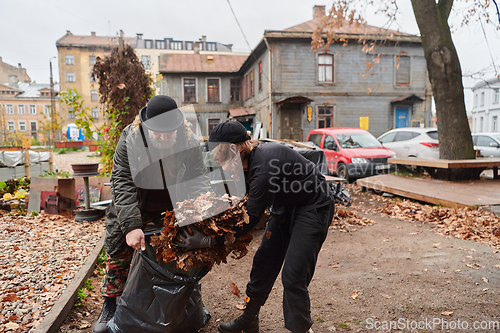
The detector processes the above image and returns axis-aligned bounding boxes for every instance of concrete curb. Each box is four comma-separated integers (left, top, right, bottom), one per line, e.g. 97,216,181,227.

34,234,105,333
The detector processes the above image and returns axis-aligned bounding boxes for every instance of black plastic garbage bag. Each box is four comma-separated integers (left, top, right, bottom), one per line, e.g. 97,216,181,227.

107,230,211,333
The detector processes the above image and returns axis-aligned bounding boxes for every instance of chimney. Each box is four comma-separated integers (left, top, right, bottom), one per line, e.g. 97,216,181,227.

66,30,72,35
137,33,143,40
313,5,326,19
18,63,22,68
201,35,207,42
194,42,200,54
91,31,96,36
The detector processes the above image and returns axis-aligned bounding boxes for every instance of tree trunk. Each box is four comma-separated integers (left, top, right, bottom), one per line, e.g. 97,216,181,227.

410,0,475,160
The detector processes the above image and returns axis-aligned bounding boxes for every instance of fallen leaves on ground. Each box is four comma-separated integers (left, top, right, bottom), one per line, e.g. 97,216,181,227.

376,200,500,249
0,213,104,332
441,311,453,316
351,291,358,299
331,208,374,232
231,283,241,298
151,193,252,271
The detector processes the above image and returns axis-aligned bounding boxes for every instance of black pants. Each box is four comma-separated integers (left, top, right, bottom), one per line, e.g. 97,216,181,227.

246,201,334,333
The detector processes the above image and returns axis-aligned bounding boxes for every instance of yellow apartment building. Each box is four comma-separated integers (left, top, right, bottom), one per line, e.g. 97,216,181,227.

0,82,60,144
56,31,134,134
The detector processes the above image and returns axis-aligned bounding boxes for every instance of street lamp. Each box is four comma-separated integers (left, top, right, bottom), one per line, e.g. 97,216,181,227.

49,56,56,147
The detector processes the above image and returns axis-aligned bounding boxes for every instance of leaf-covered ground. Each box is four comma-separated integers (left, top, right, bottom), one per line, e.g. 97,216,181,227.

10,185,500,333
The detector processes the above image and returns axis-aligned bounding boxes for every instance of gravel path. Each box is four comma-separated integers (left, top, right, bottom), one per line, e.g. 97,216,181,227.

0,214,104,332
52,151,102,173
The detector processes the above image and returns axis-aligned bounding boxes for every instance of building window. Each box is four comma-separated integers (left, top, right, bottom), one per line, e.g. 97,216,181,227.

29,105,36,114
207,79,220,103
243,74,249,100
92,108,99,119
230,78,242,102
19,121,26,132
145,40,153,49
170,41,183,50
18,105,25,114
258,62,263,91
89,56,96,65
493,116,498,132
480,92,485,106
66,72,75,82
65,55,74,65
474,93,478,107
141,55,151,69
44,105,50,115
480,116,484,132
249,70,254,97
185,42,193,50
493,89,499,104
318,54,334,83
7,121,14,131
30,121,37,132
395,55,411,86
183,78,196,103
68,108,75,119
208,118,220,134
6,104,13,114
91,90,98,101
156,40,166,49
206,42,216,51
318,106,334,128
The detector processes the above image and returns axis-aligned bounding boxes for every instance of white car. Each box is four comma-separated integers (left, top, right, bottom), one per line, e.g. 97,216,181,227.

472,133,500,157
377,127,439,159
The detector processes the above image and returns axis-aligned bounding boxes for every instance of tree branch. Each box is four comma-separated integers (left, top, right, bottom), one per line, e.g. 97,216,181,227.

493,0,500,26
437,0,454,21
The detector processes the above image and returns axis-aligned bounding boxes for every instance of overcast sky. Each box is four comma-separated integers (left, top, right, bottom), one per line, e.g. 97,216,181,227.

1,0,499,109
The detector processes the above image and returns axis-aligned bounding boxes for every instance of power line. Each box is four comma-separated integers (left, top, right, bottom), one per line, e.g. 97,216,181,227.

479,17,498,77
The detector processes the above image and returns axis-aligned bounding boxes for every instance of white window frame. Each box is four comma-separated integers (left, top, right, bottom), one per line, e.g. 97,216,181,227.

480,92,485,106
18,105,25,114
207,118,221,135
317,53,334,84
6,104,13,114
492,116,498,132
170,41,183,50
206,77,221,103
90,72,97,83
182,77,197,104
92,108,99,119
66,72,75,82
68,108,75,119
394,55,412,87
89,55,96,66
474,93,478,108
44,105,50,115
7,121,15,131
91,90,98,101
29,104,36,115
19,120,26,132
494,89,499,104
141,55,151,69
30,121,37,132
65,55,74,65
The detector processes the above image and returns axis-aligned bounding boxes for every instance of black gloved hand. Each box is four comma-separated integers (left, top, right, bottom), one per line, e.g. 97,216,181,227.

176,227,214,250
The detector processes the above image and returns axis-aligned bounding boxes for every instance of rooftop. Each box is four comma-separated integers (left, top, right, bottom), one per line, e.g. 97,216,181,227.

159,53,248,73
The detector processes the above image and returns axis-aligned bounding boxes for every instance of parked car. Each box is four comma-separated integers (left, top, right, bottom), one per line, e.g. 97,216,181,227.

472,132,500,157
377,127,439,159
307,128,396,181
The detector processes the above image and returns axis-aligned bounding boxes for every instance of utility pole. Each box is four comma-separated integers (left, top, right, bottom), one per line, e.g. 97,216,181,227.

49,58,56,146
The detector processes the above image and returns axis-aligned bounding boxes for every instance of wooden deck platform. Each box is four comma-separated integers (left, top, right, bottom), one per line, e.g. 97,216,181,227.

356,174,500,208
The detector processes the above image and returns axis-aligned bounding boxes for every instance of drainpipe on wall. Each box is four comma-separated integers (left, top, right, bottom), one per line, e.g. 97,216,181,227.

263,37,273,139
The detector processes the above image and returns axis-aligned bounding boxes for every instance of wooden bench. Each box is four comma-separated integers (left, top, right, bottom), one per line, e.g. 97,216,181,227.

388,157,500,181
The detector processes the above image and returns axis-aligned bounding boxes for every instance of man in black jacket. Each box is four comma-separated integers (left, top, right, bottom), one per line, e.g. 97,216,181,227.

181,121,335,333
93,95,210,333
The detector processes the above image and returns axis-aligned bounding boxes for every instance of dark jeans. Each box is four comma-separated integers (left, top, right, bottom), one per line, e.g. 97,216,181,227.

246,201,334,333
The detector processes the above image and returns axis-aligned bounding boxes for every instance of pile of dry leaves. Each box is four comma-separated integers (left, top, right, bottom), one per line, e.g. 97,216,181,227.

377,200,500,248
150,192,252,271
330,208,374,232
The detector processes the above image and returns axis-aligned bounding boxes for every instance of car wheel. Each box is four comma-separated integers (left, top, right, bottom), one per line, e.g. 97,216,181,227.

337,163,350,182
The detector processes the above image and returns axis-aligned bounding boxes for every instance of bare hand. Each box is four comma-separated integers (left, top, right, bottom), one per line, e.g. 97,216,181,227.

126,229,145,251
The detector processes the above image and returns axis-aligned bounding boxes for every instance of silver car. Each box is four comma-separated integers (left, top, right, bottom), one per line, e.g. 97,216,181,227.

472,133,500,157
377,127,439,159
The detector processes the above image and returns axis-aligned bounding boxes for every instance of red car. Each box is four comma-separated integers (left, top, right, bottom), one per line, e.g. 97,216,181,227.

307,128,396,181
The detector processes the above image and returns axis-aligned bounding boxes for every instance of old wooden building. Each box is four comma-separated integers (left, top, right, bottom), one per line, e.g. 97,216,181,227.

241,5,432,140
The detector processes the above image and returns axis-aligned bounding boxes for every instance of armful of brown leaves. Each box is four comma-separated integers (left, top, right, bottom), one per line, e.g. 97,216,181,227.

150,193,252,271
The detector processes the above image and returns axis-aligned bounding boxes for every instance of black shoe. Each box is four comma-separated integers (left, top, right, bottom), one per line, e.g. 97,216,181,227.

93,298,116,333
218,313,259,333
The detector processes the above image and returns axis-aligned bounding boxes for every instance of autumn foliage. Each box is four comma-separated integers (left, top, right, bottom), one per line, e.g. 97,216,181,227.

150,193,253,271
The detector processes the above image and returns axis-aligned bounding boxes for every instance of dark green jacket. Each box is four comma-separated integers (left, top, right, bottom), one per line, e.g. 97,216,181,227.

104,124,210,255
